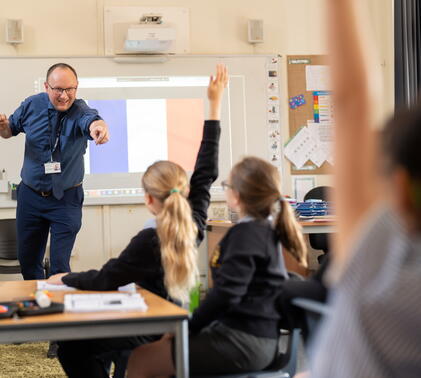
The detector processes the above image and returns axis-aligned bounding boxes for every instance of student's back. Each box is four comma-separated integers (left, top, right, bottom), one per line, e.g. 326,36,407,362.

190,218,288,338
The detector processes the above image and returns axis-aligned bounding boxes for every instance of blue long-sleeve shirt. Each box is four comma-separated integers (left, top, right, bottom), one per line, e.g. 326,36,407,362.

9,93,101,192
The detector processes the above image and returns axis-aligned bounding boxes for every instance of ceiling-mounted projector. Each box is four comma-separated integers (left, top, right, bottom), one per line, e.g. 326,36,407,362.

115,14,176,54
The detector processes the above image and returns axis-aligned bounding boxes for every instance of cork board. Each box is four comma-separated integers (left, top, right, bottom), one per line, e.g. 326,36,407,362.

287,55,332,175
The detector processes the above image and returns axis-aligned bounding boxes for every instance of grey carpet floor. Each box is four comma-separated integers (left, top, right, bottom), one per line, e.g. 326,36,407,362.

0,342,66,377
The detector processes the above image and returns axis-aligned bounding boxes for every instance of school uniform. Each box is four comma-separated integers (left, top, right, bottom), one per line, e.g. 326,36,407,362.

57,120,220,378
311,205,421,377
188,217,288,374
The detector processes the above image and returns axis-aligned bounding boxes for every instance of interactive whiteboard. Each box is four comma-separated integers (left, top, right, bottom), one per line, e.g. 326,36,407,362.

0,55,280,195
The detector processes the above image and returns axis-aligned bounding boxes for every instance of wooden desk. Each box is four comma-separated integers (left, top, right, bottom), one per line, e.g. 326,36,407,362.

0,281,189,378
206,220,336,284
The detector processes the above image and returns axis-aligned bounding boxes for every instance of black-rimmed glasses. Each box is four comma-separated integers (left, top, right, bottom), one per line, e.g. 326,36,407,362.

221,180,233,191
47,83,77,95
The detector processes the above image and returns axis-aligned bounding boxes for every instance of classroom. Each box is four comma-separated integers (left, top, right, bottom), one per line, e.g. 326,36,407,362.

1,0,419,377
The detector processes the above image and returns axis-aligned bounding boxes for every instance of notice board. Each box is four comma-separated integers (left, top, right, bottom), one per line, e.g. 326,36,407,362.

287,55,332,175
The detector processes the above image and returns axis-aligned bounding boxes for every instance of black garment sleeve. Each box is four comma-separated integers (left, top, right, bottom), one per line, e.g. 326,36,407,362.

188,120,221,244
189,225,265,334
62,228,160,291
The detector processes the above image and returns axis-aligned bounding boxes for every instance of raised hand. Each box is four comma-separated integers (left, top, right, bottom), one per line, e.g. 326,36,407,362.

208,64,229,120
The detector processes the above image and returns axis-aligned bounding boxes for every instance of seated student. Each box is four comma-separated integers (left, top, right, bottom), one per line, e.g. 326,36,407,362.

46,65,228,378
127,156,308,376
308,0,421,377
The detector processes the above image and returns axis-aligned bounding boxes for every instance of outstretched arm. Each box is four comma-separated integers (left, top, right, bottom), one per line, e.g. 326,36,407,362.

0,114,12,139
189,65,228,241
328,0,381,273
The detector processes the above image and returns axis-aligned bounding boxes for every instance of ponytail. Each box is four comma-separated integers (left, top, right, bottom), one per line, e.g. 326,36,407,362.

229,157,308,267
157,191,198,303
142,161,199,303
275,198,307,267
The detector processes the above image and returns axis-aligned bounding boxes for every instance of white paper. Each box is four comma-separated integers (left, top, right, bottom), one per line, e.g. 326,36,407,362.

306,65,331,91
37,281,137,293
306,122,333,167
283,127,318,169
64,293,147,312
318,122,333,142
37,281,76,291
294,177,315,202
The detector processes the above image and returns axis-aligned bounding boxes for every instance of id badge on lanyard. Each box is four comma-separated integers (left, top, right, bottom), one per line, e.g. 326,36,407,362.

44,161,61,174
45,112,64,175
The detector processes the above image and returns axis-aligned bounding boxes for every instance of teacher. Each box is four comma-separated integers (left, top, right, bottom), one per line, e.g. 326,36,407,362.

0,63,109,280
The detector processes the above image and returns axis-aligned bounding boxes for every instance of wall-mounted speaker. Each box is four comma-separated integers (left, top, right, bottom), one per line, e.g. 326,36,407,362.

6,19,24,44
248,19,263,44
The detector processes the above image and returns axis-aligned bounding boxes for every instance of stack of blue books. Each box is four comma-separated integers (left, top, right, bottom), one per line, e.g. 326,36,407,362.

294,200,334,218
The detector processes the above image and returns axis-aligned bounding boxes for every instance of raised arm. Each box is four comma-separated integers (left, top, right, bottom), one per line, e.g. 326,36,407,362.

0,114,12,139
189,65,228,242
328,0,381,272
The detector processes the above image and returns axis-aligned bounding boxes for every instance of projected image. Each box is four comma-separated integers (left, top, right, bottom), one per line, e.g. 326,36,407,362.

85,98,204,174
71,74,233,190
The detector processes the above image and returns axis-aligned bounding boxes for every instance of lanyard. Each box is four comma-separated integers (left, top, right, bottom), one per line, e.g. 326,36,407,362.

48,111,65,161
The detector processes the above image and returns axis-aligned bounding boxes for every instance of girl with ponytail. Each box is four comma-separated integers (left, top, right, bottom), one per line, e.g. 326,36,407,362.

46,64,228,378
128,160,306,376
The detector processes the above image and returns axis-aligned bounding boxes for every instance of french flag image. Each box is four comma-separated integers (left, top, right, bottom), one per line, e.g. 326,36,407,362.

85,98,204,174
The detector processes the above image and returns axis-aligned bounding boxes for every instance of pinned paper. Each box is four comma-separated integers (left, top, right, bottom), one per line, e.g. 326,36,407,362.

284,127,318,169
306,65,331,91
313,91,333,123
307,122,334,166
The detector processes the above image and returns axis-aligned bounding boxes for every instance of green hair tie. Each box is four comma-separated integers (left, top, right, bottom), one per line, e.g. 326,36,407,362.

170,188,179,194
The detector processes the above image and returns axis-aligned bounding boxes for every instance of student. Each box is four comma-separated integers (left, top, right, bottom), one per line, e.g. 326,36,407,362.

127,156,308,376
46,64,228,378
308,0,421,376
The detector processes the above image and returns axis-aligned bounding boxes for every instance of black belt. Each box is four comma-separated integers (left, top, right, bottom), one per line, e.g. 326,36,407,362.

28,182,82,197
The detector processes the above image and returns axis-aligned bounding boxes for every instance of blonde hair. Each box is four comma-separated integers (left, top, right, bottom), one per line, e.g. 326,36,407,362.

142,161,198,302
230,157,307,266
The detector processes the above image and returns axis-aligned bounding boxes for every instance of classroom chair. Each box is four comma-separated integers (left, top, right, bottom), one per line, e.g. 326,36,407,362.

192,273,305,378
0,218,21,275
192,328,300,378
0,218,51,278
303,186,333,264
291,298,329,347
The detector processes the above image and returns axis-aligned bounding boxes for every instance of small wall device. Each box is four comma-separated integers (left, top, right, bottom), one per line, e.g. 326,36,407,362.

6,19,24,44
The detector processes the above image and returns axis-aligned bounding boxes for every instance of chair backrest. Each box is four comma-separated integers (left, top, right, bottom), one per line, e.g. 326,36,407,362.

291,298,329,346
303,186,332,202
0,219,18,260
304,186,333,253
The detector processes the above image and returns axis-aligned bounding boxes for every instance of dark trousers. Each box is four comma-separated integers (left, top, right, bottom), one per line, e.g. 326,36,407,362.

16,182,83,279
57,335,160,378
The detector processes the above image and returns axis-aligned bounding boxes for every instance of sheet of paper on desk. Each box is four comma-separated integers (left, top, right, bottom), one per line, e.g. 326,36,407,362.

64,293,148,312
37,281,137,293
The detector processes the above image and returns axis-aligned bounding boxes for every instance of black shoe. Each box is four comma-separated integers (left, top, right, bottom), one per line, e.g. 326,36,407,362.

47,341,59,358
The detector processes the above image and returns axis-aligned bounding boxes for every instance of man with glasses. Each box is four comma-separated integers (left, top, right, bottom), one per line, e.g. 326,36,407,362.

0,62,109,320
